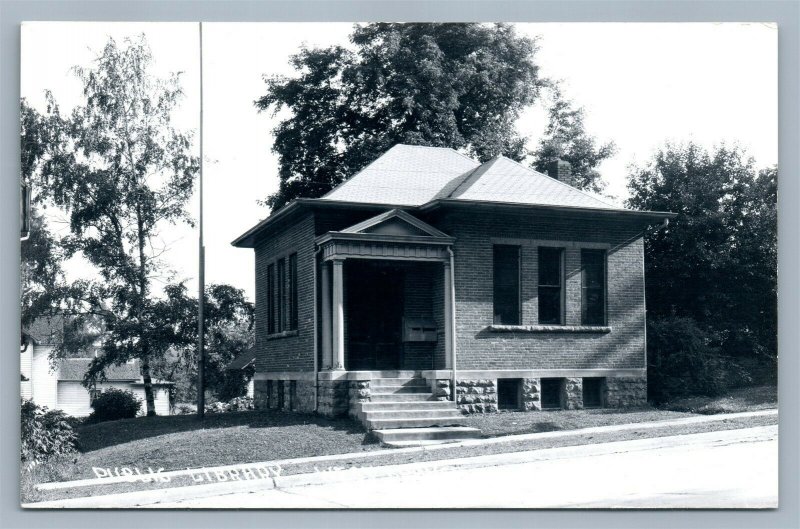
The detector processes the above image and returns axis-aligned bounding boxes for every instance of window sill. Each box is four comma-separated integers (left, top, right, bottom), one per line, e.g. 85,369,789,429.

488,324,612,334
266,330,299,340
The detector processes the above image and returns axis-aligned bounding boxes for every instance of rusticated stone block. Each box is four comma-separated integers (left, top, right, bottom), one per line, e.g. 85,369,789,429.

604,376,647,408
456,379,498,413
562,377,583,410
521,378,542,411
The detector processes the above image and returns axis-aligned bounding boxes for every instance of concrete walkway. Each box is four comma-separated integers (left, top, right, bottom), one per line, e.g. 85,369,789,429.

25,419,778,509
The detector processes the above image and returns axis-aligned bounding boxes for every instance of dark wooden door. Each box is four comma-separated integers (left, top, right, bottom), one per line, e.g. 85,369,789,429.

346,262,404,370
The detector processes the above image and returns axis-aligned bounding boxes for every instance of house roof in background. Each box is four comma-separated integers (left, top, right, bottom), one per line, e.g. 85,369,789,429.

322,144,480,206
58,358,141,382
226,348,256,371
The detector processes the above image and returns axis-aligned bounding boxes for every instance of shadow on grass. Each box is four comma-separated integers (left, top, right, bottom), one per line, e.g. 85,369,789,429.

77,410,373,453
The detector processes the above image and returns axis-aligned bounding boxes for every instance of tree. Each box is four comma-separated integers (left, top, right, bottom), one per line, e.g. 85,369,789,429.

30,36,198,416
531,83,616,193
20,100,67,329
145,283,254,402
257,23,546,210
626,142,777,397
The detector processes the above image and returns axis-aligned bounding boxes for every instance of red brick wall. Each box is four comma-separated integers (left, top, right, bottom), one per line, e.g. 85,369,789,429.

432,209,647,370
253,212,316,372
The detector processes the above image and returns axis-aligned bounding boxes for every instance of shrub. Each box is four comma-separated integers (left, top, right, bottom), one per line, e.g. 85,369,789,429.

88,388,142,423
20,399,77,469
647,316,752,403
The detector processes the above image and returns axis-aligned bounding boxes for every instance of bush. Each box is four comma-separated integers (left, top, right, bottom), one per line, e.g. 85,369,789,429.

20,399,77,469
88,388,142,423
647,316,752,403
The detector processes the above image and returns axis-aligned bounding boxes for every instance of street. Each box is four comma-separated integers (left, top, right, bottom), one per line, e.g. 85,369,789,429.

154,425,778,509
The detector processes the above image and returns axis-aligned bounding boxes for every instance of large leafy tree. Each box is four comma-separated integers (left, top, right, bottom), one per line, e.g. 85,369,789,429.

531,84,616,193
627,143,777,398
257,23,547,210
29,36,198,415
145,283,254,402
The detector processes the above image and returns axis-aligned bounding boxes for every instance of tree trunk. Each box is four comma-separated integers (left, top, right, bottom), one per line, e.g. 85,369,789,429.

141,357,157,416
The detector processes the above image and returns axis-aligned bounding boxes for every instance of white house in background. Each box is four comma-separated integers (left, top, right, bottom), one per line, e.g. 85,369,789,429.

21,316,173,417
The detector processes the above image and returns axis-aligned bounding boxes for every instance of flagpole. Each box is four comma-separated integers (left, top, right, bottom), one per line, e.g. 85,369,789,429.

197,21,206,420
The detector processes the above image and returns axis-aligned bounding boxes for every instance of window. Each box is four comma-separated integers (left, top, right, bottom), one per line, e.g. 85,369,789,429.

288,253,298,331
266,380,273,408
497,379,522,410
267,263,275,334
538,247,564,324
583,377,604,408
581,249,606,325
493,245,520,325
277,258,286,332
541,378,563,409
89,388,102,403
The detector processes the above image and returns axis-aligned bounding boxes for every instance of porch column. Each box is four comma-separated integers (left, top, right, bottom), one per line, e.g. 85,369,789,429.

444,261,453,369
320,261,332,369
332,258,345,370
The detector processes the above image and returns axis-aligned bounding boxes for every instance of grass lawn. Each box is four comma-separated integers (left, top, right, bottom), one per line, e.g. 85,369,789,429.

21,385,777,503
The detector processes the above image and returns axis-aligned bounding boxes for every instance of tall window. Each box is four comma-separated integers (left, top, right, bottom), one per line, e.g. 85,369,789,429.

493,245,520,325
538,247,564,324
277,258,286,332
581,249,606,325
267,263,275,334
288,253,298,330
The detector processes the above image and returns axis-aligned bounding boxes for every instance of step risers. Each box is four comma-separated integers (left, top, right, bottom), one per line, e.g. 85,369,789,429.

370,386,432,395
360,401,455,411
369,393,435,402
364,417,469,430
359,409,465,422
369,378,429,388
373,426,483,443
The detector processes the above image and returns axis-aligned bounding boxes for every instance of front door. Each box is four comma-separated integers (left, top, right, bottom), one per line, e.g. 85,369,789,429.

346,261,404,370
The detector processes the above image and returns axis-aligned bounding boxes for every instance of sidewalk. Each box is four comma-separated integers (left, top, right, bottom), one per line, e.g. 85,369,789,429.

24,409,777,508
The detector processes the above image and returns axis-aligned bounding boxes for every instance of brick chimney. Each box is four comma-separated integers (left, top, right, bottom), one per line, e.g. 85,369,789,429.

548,159,572,181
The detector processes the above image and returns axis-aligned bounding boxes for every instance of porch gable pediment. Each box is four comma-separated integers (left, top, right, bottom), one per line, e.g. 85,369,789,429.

340,209,451,239
317,209,453,262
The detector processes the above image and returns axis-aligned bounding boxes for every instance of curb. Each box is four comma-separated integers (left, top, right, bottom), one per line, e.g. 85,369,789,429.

24,424,778,509
37,408,777,492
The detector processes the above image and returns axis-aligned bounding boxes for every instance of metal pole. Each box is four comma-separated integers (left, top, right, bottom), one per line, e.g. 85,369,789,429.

197,21,206,420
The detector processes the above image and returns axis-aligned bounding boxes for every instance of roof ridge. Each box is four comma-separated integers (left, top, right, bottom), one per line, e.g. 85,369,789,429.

393,143,480,166
445,156,501,199
495,155,622,210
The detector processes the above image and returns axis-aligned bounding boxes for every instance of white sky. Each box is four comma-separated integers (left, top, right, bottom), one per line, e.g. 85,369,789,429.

21,22,777,302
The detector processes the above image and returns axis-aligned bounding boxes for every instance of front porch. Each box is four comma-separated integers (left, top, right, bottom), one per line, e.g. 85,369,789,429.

316,209,456,375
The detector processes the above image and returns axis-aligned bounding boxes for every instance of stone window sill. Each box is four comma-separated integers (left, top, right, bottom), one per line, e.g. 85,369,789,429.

266,330,299,340
488,324,612,334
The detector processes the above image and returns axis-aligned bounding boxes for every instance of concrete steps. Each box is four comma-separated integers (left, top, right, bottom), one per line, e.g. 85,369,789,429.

358,375,481,446
372,426,483,446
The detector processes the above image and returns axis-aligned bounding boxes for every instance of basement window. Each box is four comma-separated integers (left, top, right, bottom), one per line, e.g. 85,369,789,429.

497,379,522,410
541,378,563,409
583,377,604,408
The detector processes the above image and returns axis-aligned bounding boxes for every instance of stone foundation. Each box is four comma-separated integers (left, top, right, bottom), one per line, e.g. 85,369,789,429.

521,378,541,411
254,380,269,409
347,379,371,417
433,379,451,401
603,376,647,408
561,377,583,410
456,379,498,413
317,378,348,417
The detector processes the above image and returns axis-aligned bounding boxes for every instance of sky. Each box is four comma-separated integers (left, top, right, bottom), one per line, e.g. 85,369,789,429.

21,22,777,302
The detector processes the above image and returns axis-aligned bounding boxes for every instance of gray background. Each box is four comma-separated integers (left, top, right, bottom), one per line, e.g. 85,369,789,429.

1,1,797,528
